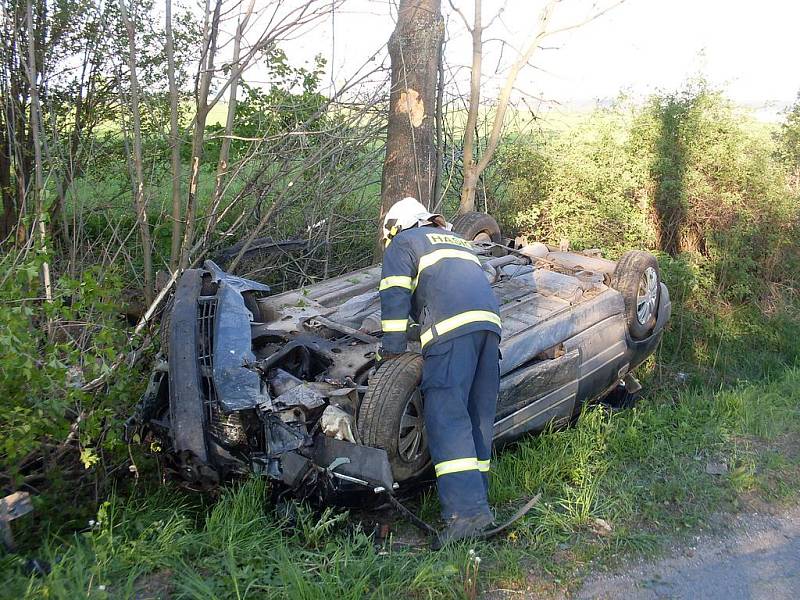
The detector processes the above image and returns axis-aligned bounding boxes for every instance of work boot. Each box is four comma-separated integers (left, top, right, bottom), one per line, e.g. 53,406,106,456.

430,512,494,550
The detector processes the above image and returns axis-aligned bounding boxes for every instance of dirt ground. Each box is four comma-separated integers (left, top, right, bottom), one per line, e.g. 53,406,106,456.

576,504,800,599
484,503,800,600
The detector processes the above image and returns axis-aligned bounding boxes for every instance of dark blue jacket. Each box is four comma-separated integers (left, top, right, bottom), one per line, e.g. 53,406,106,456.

379,225,501,354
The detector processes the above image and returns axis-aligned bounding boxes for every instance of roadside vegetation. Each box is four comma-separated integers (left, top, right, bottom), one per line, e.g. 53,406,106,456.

4,362,800,599
2,80,799,597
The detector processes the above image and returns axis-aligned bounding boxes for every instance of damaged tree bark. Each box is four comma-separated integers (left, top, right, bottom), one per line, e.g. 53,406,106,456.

380,0,444,217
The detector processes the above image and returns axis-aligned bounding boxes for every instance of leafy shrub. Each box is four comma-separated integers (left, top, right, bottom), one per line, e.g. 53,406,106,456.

777,91,800,170
490,83,800,305
631,85,798,302
0,249,146,525
491,106,654,253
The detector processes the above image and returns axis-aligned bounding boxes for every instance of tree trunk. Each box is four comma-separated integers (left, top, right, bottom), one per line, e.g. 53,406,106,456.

178,0,221,270
26,0,52,305
458,0,483,214
165,0,182,270
380,0,443,218
432,30,445,212
2,1,31,243
119,0,154,303
0,135,15,243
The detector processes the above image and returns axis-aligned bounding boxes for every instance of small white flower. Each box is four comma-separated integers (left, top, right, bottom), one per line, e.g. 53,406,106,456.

98,585,106,591
468,548,476,557
474,556,482,564
88,520,96,527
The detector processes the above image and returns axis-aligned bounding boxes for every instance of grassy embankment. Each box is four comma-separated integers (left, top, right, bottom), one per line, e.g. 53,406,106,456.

5,352,798,598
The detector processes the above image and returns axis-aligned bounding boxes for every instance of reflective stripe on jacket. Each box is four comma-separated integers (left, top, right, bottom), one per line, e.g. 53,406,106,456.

379,226,501,354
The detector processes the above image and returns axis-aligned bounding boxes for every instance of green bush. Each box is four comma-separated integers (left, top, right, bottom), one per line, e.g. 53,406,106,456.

492,85,799,298
491,106,653,253
0,249,147,526
631,86,798,302
777,91,800,169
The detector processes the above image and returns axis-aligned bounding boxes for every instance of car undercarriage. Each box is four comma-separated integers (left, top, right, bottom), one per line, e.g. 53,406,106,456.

130,214,671,510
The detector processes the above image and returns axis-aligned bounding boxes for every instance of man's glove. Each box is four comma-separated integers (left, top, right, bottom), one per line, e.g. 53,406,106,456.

375,349,402,367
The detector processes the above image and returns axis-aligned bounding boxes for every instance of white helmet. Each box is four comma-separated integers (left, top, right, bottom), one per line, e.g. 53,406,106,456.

382,197,443,243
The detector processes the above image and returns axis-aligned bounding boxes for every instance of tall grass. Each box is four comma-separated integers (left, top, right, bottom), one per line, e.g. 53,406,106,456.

6,366,799,599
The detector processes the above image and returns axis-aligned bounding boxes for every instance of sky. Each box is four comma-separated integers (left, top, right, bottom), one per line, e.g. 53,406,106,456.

280,0,800,119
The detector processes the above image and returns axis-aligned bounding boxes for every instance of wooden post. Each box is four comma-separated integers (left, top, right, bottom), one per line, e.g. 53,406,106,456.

1,492,33,551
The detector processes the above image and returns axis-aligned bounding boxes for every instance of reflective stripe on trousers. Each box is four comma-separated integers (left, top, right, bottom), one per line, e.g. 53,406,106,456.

381,318,408,332
434,457,491,477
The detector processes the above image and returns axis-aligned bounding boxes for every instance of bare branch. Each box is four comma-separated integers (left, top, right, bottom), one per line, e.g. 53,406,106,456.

447,0,472,32
203,0,257,241
458,0,627,212
544,0,626,38
458,0,484,213
166,0,182,270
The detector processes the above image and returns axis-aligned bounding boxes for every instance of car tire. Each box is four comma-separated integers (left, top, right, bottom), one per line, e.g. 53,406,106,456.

358,353,430,482
451,211,502,243
611,250,661,340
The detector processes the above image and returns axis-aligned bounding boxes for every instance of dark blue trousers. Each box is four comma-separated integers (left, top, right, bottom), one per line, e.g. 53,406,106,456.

420,330,500,520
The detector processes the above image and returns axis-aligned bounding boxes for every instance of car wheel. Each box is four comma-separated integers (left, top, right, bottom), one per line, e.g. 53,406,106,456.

451,211,502,243
611,250,661,340
358,353,430,482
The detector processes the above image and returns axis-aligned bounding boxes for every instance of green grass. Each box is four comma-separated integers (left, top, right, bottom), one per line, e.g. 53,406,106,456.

5,357,799,598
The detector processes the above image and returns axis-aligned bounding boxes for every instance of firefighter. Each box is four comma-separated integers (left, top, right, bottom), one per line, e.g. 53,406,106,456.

377,197,502,549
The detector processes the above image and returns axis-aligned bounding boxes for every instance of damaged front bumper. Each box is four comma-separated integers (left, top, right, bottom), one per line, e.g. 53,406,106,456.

131,262,398,503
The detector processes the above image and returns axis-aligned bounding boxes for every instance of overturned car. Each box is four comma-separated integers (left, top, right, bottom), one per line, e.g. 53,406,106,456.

131,213,671,505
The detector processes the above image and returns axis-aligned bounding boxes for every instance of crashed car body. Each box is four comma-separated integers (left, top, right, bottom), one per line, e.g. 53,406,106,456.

133,215,671,502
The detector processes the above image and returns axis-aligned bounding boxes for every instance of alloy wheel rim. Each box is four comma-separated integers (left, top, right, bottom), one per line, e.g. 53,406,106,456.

398,389,426,463
636,266,659,324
